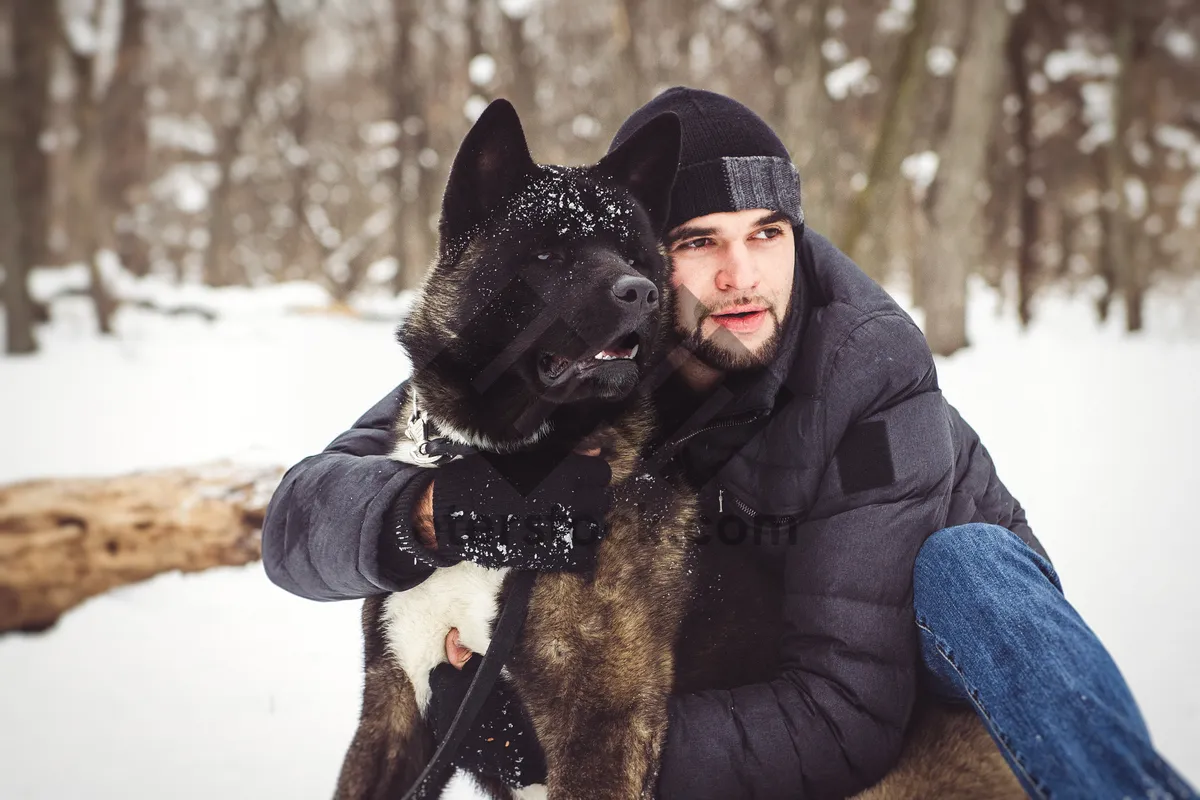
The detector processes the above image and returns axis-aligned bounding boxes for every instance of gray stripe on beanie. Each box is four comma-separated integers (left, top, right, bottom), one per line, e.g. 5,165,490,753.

722,156,805,227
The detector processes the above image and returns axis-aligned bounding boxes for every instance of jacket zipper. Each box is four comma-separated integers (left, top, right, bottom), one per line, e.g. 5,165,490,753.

665,409,769,519
732,493,757,518
665,409,768,451
718,486,758,518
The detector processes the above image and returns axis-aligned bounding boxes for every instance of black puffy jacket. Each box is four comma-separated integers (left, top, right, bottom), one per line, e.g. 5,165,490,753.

261,229,1044,799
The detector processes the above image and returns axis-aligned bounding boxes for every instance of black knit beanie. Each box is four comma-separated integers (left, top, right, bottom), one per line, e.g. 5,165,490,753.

609,86,804,234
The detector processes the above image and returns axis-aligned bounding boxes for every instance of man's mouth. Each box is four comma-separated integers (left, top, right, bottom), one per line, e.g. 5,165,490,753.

710,306,769,334
538,332,641,384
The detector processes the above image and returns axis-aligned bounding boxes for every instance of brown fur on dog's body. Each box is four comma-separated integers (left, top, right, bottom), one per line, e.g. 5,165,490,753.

852,703,1025,799
336,593,436,800
506,407,696,799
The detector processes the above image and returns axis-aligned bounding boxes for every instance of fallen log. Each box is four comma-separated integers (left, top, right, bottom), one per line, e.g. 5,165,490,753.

0,462,283,634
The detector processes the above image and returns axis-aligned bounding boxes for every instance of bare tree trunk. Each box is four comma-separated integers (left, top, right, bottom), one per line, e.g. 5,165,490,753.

65,16,118,335
205,5,279,287
781,0,832,232
1095,206,1116,322
907,192,932,311
2,0,55,334
12,0,52,273
466,0,489,100
283,87,313,278
0,0,37,354
614,0,651,129
1106,0,1142,332
924,1,1012,357
100,0,150,277
0,463,281,634
839,0,936,270
1090,142,1116,322
751,0,788,128
255,4,314,282
1006,4,1039,328
1056,207,1074,280
390,0,434,291
502,9,537,129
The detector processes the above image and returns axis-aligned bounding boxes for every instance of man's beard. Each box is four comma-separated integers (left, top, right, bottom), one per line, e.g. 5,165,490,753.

675,294,788,371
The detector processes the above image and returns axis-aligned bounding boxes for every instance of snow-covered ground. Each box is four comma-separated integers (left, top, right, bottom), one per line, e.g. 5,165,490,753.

1,269,1198,798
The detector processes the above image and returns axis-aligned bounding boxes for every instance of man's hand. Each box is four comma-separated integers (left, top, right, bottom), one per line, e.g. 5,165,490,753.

412,445,603,556
427,652,547,788
422,449,613,571
444,627,473,669
414,481,437,550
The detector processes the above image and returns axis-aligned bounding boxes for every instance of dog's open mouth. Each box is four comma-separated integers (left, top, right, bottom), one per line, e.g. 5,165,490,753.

538,332,641,385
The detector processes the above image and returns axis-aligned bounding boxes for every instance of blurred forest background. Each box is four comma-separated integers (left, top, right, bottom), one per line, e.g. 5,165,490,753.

1,0,1198,358
2,3,1199,793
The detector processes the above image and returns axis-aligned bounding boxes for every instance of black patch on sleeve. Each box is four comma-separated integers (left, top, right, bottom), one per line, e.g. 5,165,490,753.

837,420,895,495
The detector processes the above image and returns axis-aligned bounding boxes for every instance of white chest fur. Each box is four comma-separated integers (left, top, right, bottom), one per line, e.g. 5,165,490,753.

380,561,509,714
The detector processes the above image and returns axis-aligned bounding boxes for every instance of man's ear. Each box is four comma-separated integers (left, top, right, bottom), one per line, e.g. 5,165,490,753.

593,112,682,236
439,99,535,256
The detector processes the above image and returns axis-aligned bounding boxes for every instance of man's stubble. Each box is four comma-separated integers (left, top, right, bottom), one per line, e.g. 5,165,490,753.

673,291,789,372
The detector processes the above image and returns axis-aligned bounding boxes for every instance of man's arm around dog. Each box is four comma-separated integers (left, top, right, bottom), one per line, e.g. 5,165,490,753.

261,383,438,600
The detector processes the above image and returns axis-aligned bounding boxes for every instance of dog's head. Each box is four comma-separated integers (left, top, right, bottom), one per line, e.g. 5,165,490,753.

400,99,681,450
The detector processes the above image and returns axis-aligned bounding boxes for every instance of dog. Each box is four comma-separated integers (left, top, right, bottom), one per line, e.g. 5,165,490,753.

334,99,1024,800
334,99,695,800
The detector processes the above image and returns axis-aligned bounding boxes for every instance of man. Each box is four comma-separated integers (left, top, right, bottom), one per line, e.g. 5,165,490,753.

263,88,1195,798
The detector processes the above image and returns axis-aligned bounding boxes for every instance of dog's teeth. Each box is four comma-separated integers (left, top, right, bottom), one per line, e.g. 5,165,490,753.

593,344,638,361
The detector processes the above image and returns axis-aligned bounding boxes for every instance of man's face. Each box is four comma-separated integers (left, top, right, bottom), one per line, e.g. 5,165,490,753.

666,208,795,372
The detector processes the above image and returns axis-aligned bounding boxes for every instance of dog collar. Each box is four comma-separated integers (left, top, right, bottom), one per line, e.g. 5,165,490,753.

394,388,476,467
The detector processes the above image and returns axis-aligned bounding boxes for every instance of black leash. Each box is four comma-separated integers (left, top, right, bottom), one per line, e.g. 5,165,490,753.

401,570,538,800
396,385,535,797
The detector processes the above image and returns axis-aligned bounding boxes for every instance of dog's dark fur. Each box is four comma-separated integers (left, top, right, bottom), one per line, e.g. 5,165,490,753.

334,99,1024,800
335,100,694,800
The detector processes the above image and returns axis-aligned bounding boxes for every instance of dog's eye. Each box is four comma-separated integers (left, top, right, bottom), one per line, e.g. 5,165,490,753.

626,258,637,267
535,251,562,263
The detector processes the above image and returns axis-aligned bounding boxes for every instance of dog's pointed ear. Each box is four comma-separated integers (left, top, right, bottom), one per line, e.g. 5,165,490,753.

439,99,534,255
593,112,681,237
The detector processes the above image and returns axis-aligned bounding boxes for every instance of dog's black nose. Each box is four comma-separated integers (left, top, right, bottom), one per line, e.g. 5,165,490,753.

612,275,659,310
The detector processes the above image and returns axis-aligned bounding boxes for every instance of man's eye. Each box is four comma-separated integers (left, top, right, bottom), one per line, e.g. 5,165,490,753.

679,238,712,250
753,227,784,240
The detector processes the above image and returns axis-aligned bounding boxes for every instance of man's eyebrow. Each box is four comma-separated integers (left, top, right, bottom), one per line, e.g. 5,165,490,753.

667,225,718,244
753,211,790,227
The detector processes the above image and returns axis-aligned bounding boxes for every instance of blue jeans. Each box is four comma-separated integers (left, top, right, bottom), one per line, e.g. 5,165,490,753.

914,523,1197,800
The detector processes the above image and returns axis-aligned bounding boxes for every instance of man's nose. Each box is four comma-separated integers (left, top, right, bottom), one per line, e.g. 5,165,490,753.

716,243,759,291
